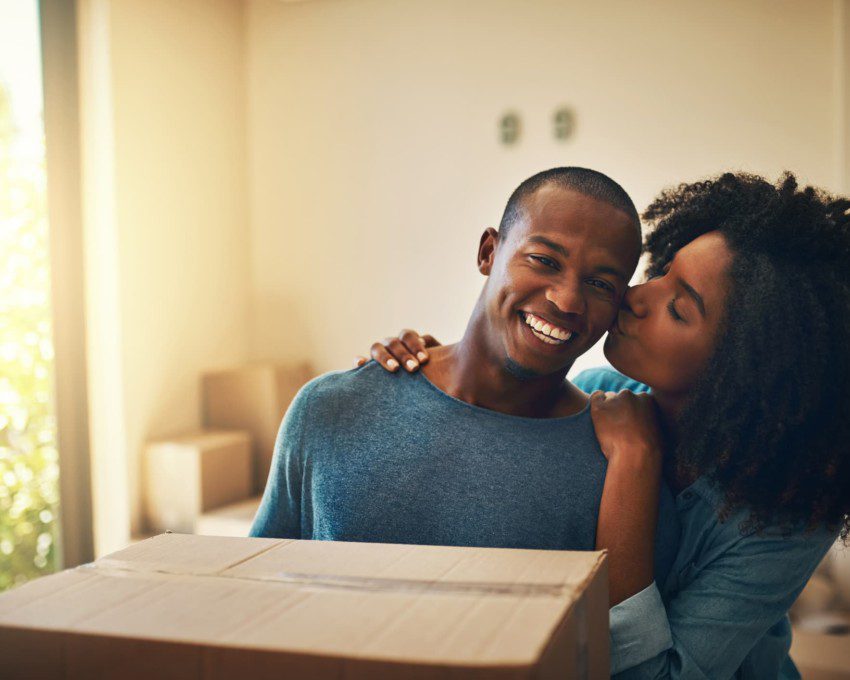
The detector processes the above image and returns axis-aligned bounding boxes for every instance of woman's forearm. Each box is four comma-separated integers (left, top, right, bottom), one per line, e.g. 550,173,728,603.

596,453,662,607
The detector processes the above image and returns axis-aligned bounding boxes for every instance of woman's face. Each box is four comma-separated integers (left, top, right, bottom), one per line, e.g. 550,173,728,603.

603,231,734,396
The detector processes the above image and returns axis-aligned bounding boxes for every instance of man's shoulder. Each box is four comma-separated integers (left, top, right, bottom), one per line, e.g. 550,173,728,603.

281,362,422,441
294,361,409,412
572,366,650,395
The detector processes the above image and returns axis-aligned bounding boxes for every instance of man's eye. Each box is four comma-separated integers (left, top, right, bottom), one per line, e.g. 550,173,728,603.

587,279,614,292
530,255,558,269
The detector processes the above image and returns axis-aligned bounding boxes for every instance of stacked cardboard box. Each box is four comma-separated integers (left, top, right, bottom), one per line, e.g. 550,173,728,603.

202,362,313,492
195,496,263,537
0,533,610,679
791,541,850,679
142,363,312,536
791,625,850,680
143,430,253,534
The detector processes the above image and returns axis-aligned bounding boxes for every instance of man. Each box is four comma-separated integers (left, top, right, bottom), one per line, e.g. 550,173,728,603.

250,168,676,572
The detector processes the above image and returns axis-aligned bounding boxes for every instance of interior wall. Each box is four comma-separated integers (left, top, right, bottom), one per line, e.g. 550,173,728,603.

78,0,250,551
838,0,850,192
75,0,844,550
245,0,838,377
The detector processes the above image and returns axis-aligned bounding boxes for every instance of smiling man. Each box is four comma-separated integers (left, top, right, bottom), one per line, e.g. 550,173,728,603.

250,168,677,562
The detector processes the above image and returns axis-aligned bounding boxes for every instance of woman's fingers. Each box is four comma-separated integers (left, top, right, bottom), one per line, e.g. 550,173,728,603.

370,339,401,372
354,356,368,367
364,328,441,374
399,329,431,364
387,336,421,372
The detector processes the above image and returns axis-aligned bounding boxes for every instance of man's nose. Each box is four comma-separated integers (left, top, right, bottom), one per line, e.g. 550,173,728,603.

622,284,648,317
545,279,586,316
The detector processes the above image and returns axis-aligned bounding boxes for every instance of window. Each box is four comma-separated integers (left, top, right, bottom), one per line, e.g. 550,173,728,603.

0,0,60,590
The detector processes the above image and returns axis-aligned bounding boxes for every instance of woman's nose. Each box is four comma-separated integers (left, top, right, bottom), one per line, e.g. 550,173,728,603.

622,284,648,317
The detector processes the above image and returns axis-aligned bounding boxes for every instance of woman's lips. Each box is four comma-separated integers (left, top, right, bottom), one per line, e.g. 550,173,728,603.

612,311,633,338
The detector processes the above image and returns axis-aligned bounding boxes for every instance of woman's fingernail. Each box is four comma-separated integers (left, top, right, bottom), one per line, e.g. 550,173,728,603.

406,359,419,371
387,359,399,370
417,352,427,362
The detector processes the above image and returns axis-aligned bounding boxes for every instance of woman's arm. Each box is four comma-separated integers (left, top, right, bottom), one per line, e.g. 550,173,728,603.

590,391,663,606
583,389,836,679
610,528,835,679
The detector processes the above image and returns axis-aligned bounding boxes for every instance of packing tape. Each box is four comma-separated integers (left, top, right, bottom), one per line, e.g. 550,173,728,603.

82,561,577,598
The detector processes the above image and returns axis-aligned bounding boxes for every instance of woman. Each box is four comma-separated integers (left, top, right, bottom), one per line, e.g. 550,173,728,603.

361,172,850,678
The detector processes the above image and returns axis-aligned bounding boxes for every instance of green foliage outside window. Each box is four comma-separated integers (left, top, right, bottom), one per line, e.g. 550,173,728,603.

0,83,60,591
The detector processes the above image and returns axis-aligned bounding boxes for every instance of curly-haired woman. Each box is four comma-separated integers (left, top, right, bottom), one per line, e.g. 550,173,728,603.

365,172,850,679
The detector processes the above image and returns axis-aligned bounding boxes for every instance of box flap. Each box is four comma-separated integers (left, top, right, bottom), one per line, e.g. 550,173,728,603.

96,533,284,575
0,534,606,669
224,537,602,594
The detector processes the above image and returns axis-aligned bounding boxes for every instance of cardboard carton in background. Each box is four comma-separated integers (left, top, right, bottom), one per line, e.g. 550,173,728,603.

791,623,850,680
791,541,850,680
0,534,609,679
202,362,313,492
195,496,262,537
143,430,253,533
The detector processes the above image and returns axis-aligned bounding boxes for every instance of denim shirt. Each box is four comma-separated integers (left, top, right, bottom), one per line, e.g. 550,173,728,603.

573,367,838,680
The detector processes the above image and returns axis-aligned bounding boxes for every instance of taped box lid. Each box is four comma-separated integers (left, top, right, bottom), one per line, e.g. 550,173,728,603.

0,534,609,679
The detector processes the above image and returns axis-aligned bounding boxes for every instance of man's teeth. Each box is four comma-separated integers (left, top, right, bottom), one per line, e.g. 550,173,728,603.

523,313,573,344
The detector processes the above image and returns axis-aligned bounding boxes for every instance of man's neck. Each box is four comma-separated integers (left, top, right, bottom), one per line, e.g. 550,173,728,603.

421,324,586,419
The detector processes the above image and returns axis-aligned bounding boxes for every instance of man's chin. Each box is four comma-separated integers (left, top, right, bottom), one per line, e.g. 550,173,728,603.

503,351,576,381
504,357,541,381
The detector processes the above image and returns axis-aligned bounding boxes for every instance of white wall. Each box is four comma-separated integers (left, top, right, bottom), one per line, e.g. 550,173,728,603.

245,0,838,377
78,0,250,551
75,0,845,550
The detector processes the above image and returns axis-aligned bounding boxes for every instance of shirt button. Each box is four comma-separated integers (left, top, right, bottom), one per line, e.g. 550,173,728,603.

682,491,694,501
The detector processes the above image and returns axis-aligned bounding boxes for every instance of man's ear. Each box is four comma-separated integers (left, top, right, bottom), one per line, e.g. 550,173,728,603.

477,228,499,275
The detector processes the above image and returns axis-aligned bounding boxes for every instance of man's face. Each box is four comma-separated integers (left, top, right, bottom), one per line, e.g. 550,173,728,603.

478,185,641,377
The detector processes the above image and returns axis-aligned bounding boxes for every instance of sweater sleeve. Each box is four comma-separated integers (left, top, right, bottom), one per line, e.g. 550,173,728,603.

248,382,314,539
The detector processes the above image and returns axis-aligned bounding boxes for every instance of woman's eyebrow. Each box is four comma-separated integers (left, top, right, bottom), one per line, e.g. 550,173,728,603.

678,278,706,317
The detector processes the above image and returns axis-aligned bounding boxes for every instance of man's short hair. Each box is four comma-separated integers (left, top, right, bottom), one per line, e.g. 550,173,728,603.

498,167,640,238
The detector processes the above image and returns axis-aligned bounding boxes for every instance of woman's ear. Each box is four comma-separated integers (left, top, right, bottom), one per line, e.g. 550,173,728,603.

477,227,499,275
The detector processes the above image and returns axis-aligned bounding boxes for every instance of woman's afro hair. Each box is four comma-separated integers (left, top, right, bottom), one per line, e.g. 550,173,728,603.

643,172,850,540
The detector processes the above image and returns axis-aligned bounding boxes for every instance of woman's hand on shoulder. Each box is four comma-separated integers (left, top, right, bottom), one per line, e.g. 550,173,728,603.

355,329,441,373
590,390,664,473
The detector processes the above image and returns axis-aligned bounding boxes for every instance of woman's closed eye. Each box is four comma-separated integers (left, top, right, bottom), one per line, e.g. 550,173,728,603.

667,298,685,322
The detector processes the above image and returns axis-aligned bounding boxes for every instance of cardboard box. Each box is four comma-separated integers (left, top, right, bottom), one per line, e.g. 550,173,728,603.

791,620,850,680
144,431,252,533
202,363,313,492
195,495,262,537
0,534,609,679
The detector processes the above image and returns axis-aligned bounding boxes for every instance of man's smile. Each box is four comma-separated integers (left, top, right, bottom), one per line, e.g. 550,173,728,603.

519,311,577,346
